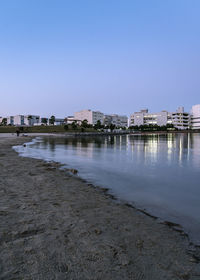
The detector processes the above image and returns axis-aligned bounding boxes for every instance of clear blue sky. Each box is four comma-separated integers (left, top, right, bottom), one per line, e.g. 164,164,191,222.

0,0,200,117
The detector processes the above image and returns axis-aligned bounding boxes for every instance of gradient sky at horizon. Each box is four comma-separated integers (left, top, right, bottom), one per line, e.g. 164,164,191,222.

0,0,200,117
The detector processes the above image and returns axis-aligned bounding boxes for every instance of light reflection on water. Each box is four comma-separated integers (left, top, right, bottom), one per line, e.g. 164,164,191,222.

15,133,200,244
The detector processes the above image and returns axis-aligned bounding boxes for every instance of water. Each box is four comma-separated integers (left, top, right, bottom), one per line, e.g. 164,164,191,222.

14,133,200,244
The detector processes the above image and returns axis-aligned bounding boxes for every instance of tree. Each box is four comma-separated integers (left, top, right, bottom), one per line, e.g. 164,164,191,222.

166,123,175,130
64,124,69,131
41,118,48,125
27,115,33,126
49,115,55,125
71,121,77,130
1,118,7,126
109,123,116,131
81,119,89,128
94,120,102,130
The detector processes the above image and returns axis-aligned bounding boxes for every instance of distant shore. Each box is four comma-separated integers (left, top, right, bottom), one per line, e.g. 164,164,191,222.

0,129,200,139
0,136,200,279
0,125,200,136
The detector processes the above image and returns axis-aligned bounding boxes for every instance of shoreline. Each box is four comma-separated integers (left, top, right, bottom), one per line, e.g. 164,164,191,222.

14,136,199,247
1,136,200,279
15,134,200,247
0,129,200,138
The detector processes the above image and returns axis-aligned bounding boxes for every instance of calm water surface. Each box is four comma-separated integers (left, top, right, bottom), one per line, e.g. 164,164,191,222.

15,133,200,244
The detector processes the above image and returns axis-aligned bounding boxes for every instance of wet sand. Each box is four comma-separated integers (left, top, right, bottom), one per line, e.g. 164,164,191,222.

0,136,200,280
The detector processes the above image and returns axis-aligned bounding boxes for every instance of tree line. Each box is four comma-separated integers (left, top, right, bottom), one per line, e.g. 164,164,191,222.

0,117,180,131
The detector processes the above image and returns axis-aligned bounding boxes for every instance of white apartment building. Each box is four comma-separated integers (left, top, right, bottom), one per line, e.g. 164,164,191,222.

6,115,40,126
65,116,82,125
12,115,25,126
104,114,128,127
54,118,65,126
24,115,40,126
171,107,190,130
191,104,200,129
130,107,190,129
130,109,172,127
7,116,14,125
74,109,104,125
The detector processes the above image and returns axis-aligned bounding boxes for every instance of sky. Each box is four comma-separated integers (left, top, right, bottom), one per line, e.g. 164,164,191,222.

0,0,200,117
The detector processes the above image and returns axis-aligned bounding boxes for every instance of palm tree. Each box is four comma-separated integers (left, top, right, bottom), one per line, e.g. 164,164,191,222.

27,115,33,126
49,115,55,125
94,120,102,130
71,121,77,130
81,119,88,128
41,118,48,125
109,123,116,131
1,118,7,126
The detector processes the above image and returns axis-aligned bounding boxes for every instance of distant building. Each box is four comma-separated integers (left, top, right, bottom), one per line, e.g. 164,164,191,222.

171,107,190,130
130,109,171,127
53,118,65,126
130,107,190,130
74,109,104,125
104,114,128,127
24,115,40,126
12,115,25,126
191,104,200,129
6,115,40,126
64,116,82,125
7,116,14,125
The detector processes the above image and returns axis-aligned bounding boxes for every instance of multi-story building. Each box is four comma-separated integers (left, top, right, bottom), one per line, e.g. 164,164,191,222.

130,107,190,130
130,109,172,127
64,116,82,125
74,109,104,125
104,114,128,127
171,107,190,130
6,115,40,126
24,115,40,126
191,104,200,129
7,116,14,125
54,118,65,126
103,115,112,126
12,115,25,126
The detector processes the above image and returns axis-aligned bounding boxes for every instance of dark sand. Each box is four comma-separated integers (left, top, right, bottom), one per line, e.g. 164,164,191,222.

0,136,200,280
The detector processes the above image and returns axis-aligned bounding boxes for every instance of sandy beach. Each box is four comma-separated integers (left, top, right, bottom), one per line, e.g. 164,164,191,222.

0,136,200,280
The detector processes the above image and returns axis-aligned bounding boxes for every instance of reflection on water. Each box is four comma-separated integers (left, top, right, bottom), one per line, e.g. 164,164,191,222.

15,133,200,244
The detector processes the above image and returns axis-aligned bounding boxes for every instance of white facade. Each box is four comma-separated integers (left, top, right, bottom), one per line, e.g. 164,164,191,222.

7,116,14,125
171,107,190,130
54,118,65,126
13,115,25,126
65,116,82,125
191,104,200,129
130,109,171,127
130,107,189,129
104,114,128,127
74,109,104,125
6,115,40,126
24,115,40,126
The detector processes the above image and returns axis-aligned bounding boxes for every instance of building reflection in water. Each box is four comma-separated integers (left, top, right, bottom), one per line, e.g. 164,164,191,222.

127,133,200,169
32,133,200,170
17,132,200,244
